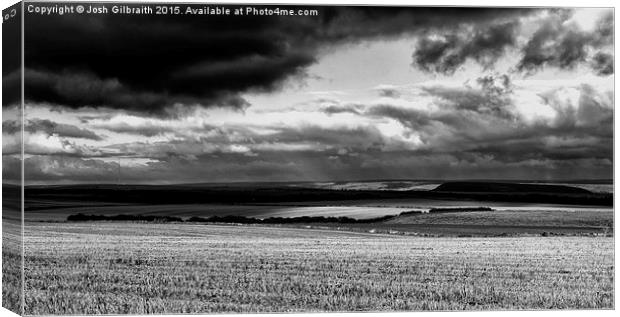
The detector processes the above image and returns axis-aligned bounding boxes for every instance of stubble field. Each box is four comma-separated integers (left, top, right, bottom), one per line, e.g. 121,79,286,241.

23,222,614,314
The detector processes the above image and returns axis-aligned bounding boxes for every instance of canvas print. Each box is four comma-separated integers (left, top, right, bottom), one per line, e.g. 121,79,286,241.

1,1,615,315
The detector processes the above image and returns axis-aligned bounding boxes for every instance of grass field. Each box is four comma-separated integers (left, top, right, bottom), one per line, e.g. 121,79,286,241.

2,219,22,314
2,196,23,315
386,209,613,231
23,222,614,314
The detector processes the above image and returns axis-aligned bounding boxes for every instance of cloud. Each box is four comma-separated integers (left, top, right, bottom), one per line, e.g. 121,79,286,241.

537,84,613,137
2,6,20,107
421,74,515,119
366,104,431,130
257,125,390,153
374,85,402,98
23,133,117,157
3,118,103,140
101,123,394,161
591,52,614,76
17,147,612,184
23,69,253,114
411,9,614,76
2,70,21,107
20,155,120,183
413,21,520,74
592,11,614,46
13,69,612,184
517,12,614,75
22,5,539,113
321,103,363,115
3,117,108,157
365,79,612,166
91,118,177,137
13,6,613,183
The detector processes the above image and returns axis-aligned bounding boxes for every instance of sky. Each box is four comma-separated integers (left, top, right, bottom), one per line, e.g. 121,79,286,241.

1,5,614,184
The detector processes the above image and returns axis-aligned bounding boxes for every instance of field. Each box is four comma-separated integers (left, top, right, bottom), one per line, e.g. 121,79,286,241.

10,182,615,313
377,208,614,236
2,219,22,314
23,198,613,237
2,192,23,315
23,222,613,314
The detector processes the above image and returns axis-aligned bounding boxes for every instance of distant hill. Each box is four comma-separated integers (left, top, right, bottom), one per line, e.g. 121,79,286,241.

433,182,592,194
20,180,612,209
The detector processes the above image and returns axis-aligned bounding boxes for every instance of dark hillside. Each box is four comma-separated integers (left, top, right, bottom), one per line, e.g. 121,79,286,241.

434,182,592,194
23,181,612,209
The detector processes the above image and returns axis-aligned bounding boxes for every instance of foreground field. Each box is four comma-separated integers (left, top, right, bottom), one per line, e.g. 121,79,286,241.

2,218,22,314
24,222,613,314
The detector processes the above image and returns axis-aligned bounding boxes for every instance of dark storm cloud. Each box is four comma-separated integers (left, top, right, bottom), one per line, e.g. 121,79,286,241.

24,68,253,114
318,7,535,41
3,118,103,140
413,22,519,74
518,22,588,72
2,70,21,107
591,52,614,76
23,5,538,112
517,12,614,74
2,2,21,109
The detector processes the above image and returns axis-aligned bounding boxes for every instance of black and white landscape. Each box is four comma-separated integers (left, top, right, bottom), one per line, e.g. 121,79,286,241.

1,3,614,314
